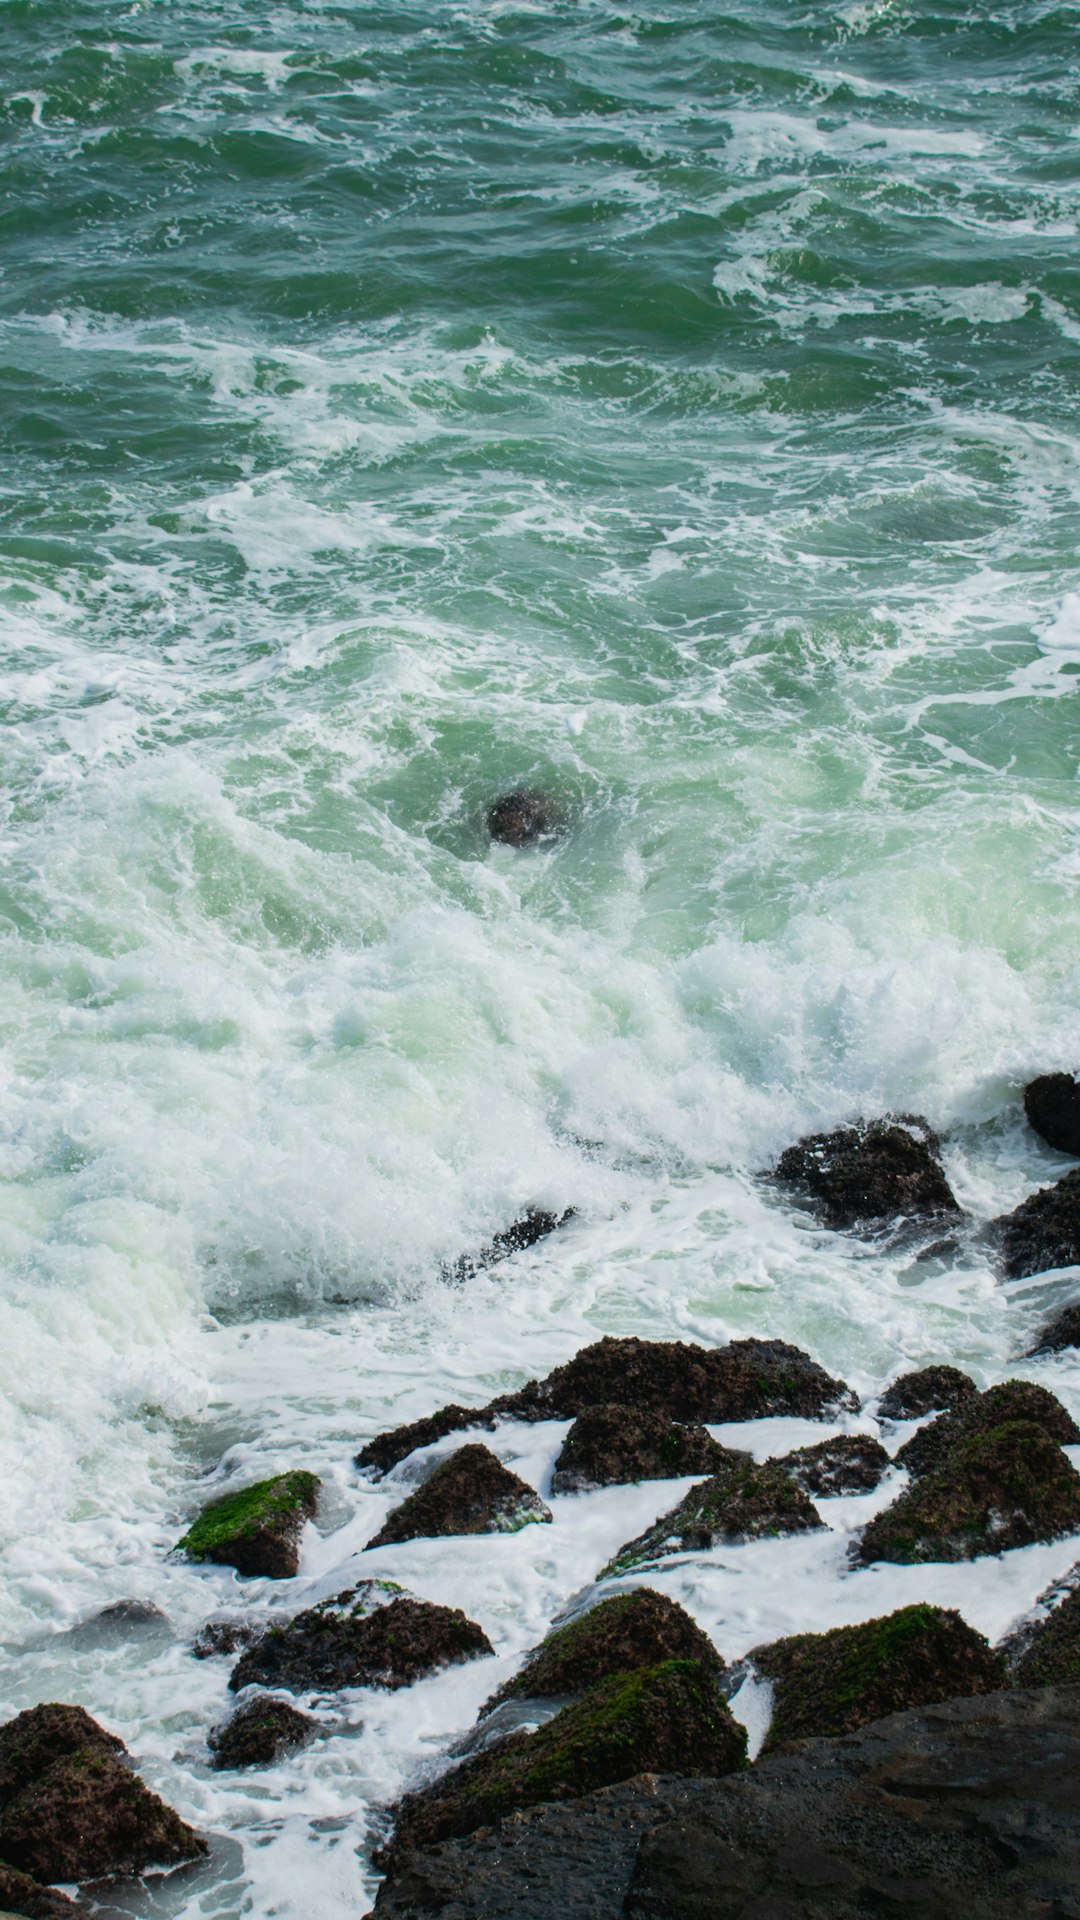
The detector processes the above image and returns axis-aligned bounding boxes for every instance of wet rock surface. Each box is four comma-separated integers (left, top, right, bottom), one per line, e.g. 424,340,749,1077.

191,1615,263,1660
1011,1579,1080,1687
878,1365,977,1420
383,1659,745,1866
486,789,562,847
604,1462,823,1576
178,1470,320,1580
895,1379,1080,1480
208,1697,315,1771
1027,1302,1080,1356
0,1704,205,1886
993,1166,1080,1280
444,1207,574,1283
778,1432,890,1497
772,1115,962,1233
371,1686,1080,1920
750,1604,1005,1747
550,1405,739,1494
482,1590,724,1716
857,1417,1080,1564
1024,1070,1080,1156
231,1592,493,1694
0,1863,93,1917
366,1443,551,1550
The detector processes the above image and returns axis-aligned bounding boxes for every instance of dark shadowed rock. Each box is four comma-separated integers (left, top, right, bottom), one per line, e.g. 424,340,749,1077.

896,1379,1080,1480
445,1208,575,1283
751,1604,1005,1748
178,1471,320,1580
878,1365,977,1420
482,1591,723,1717
60,1600,170,1651
487,789,563,847
366,1444,550,1550
1026,1302,1080,1356
603,1462,823,1577
357,1407,500,1479
0,1864,93,1917
191,1615,263,1660
1010,1573,1080,1688
1024,1071,1080,1156
0,1704,204,1886
773,1115,962,1233
208,1697,315,1771
993,1167,1080,1279
778,1432,890,1497
551,1406,739,1494
230,1593,493,1694
857,1418,1080,1564
384,1660,745,1865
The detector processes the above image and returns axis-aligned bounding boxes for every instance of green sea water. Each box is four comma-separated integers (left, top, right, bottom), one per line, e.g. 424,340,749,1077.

2,2,1080,1913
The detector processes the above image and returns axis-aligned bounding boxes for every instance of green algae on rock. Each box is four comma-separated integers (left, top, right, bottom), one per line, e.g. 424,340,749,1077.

857,1419,1080,1565
752,1604,1005,1749
178,1471,320,1579
778,1433,890,1498
1012,1582,1080,1688
366,1443,550,1550
602,1462,823,1578
482,1589,723,1716
208,1697,315,1771
230,1593,493,1695
385,1659,746,1863
896,1381,1080,1481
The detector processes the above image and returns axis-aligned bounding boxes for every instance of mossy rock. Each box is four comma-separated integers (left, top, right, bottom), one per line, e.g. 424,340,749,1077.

550,1405,742,1494
385,1658,746,1863
0,1864,92,1917
602,1462,823,1578
208,1697,315,1771
857,1418,1080,1565
482,1589,723,1716
1012,1583,1080,1687
178,1471,320,1579
772,1116,962,1234
0,1736,205,1885
993,1167,1080,1280
0,1705,122,1807
878,1366,977,1420
230,1593,492,1694
366,1443,550,1550
779,1433,890,1497
752,1604,1005,1748
896,1381,1079,1481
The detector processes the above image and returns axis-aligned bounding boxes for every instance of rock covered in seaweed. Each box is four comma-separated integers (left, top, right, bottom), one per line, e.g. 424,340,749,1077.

772,1115,962,1233
1024,1071,1080,1156
1026,1303,1080,1357
0,1863,93,1917
230,1591,493,1694
482,1590,723,1717
857,1418,1080,1565
208,1697,315,1771
366,1443,550,1549
778,1433,890,1497
895,1379,1080,1481
750,1604,1005,1748
992,1168,1080,1280
878,1365,977,1420
177,1471,320,1580
550,1405,739,1494
487,789,563,847
603,1462,823,1577
1007,1571,1080,1688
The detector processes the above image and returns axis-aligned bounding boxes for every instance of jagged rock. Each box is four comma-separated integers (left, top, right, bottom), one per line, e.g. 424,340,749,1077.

208,1697,315,1771
445,1208,575,1283
482,1591,723,1717
1026,1302,1080,1356
177,1471,320,1579
778,1433,889,1497
0,1864,93,1917
230,1592,492,1694
1011,1579,1080,1687
384,1660,745,1865
896,1380,1080,1480
603,1462,823,1577
857,1418,1080,1564
551,1406,739,1494
772,1115,962,1233
993,1168,1080,1280
751,1604,1005,1748
878,1365,977,1420
191,1615,263,1660
1024,1072,1080,1156
487,789,562,847
0,1704,204,1885
366,1444,550,1550
356,1337,855,1479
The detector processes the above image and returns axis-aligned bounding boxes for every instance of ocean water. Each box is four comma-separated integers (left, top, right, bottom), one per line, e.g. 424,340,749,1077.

2,0,1080,1912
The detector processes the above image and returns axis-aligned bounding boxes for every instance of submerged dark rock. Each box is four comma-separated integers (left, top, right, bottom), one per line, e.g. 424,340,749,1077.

993,1167,1080,1279
487,789,563,847
772,1115,962,1233
60,1600,170,1651
0,1863,93,1917
445,1208,575,1283
482,1590,723,1717
0,1703,205,1886
366,1444,551,1549
551,1405,738,1494
895,1379,1080,1480
1024,1071,1080,1156
177,1470,320,1580
878,1365,977,1420
1026,1301,1080,1357
191,1615,263,1660
208,1697,315,1771
230,1593,493,1695
751,1604,1005,1748
778,1432,890,1497
857,1418,1080,1565
604,1462,823,1576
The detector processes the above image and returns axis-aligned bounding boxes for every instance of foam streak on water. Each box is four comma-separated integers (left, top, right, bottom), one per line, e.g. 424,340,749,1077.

2,2,1080,1913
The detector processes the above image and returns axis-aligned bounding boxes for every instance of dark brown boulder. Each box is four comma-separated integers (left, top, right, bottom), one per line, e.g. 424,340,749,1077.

482,1590,723,1716
992,1168,1080,1280
357,1406,499,1479
857,1418,1080,1565
751,1604,1005,1749
487,789,563,847
177,1470,320,1580
208,1697,315,1771
191,1615,263,1660
0,1705,122,1804
366,1444,551,1550
878,1365,977,1420
603,1462,823,1577
551,1406,740,1494
0,1863,93,1916
1024,1072,1080,1156
896,1380,1080,1481
1012,1582,1080,1687
1026,1302,1080,1357
230,1593,493,1694
772,1116,962,1233
778,1433,890,1497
